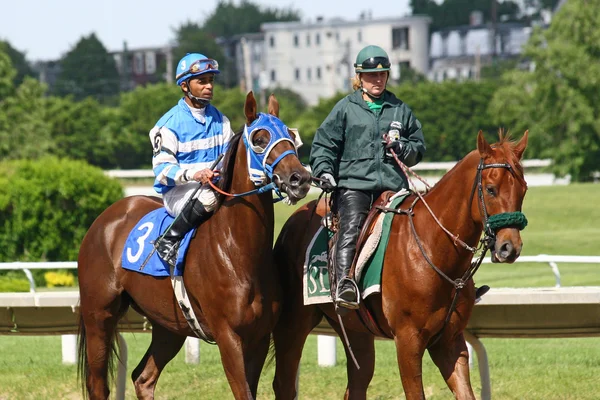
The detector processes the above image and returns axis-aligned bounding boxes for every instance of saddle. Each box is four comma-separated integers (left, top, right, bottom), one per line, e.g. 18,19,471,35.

326,190,398,290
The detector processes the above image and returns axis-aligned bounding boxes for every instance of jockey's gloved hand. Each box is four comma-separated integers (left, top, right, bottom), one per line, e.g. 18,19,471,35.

385,140,404,159
320,173,337,192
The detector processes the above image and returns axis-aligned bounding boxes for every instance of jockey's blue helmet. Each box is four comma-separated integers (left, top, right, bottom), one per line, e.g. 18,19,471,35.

175,53,220,86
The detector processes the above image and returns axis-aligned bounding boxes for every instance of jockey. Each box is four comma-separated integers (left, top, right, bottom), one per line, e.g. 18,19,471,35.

149,53,235,267
310,45,427,311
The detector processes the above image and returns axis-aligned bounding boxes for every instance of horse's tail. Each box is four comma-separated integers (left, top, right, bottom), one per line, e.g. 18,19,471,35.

77,312,119,399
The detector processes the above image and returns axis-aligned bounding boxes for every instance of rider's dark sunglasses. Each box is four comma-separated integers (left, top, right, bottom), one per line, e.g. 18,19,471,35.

356,56,391,70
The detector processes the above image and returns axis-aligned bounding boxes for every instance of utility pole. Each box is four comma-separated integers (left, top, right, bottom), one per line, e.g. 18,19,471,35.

491,0,497,58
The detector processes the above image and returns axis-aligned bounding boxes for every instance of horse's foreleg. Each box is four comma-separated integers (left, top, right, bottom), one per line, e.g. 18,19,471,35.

272,304,323,400
427,331,475,400
328,323,375,400
244,334,271,398
394,328,428,400
131,323,186,400
215,327,255,400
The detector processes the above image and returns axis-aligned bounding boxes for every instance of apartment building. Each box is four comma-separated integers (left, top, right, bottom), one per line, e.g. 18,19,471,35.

260,15,431,105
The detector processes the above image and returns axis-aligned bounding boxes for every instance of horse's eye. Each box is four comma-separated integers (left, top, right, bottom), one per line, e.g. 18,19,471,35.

486,185,497,197
252,136,268,149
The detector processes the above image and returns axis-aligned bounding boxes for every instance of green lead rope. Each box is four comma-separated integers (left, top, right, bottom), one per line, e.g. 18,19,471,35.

487,212,528,231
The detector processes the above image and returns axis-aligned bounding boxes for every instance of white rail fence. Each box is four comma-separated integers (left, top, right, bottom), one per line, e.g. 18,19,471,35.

1,255,600,400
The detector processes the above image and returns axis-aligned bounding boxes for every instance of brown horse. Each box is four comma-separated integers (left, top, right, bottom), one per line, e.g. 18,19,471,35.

272,130,528,399
77,92,311,400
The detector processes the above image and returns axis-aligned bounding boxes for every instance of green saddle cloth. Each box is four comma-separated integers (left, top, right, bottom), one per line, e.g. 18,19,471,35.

303,193,408,305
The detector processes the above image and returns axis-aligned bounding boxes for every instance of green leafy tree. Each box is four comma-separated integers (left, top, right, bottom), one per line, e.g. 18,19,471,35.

171,22,230,85
0,77,54,160
489,0,600,181
0,157,123,262
202,0,300,38
0,44,16,100
52,33,120,102
389,80,502,161
111,82,181,169
0,41,35,86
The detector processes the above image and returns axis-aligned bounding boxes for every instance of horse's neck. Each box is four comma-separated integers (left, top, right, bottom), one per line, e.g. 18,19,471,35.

223,143,274,233
422,153,482,248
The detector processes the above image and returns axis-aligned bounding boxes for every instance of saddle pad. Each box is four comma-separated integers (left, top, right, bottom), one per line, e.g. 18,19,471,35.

303,191,409,305
121,208,196,277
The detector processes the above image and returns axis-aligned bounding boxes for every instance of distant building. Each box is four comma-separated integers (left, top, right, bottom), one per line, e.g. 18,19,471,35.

260,15,431,105
429,12,533,82
111,44,173,91
37,44,173,93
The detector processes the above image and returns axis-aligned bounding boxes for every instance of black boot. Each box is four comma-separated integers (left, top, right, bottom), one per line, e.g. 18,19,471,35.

475,285,490,304
333,189,372,311
157,199,212,267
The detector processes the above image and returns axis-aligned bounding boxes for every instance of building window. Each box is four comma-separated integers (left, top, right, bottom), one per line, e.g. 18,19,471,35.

307,68,311,81
316,67,321,80
295,68,300,80
306,34,311,46
133,53,144,75
392,27,409,50
460,33,467,56
315,33,321,45
145,51,156,74
269,36,275,47
270,69,276,82
358,30,362,42
294,34,299,47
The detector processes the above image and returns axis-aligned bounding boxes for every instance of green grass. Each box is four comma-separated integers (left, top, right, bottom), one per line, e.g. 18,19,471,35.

1,183,599,399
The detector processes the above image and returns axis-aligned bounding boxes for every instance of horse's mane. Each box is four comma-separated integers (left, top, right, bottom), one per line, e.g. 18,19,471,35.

214,128,244,209
425,129,525,193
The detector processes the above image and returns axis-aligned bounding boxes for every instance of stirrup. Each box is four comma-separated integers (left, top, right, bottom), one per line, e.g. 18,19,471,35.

157,240,180,268
335,277,360,311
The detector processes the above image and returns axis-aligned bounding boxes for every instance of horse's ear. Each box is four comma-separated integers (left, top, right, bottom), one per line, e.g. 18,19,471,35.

477,130,493,158
245,91,258,125
268,93,280,118
514,130,529,160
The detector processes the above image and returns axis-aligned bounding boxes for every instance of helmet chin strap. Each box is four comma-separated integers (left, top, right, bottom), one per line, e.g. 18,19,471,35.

184,80,211,106
361,86,383,99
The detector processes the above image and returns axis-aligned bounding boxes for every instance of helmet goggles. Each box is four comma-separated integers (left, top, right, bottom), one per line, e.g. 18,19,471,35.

176,59,219,82
355,56,391,71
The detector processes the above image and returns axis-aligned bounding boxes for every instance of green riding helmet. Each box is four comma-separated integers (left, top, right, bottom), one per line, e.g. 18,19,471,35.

354,45,391,73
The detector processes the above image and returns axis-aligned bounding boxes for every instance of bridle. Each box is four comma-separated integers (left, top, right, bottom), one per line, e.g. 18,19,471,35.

208,113,298,201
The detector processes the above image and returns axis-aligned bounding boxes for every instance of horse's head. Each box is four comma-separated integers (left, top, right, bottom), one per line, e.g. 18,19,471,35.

473,130,529,263
242,91,311,203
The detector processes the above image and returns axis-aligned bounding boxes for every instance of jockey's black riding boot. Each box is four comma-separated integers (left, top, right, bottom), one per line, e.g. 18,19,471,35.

334,189,372,311
157,199,212,267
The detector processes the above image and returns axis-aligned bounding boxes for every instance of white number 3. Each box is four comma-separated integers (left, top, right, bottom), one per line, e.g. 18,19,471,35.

126,222,154,263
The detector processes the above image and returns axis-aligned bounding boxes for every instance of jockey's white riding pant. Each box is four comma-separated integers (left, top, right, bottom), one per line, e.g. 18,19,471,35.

162,182,217,216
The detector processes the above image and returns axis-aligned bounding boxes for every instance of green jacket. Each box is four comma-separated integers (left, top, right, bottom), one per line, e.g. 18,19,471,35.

310,89,426,192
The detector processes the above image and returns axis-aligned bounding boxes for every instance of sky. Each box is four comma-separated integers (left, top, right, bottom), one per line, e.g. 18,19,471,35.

1,0,411,62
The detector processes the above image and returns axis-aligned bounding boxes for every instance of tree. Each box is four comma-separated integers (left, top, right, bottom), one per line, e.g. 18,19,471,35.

489,0,600,181
52,33,120,102
0,44,16,100
0,77,54,161
171,22,230,85
202,0,300,38
0,41,35,86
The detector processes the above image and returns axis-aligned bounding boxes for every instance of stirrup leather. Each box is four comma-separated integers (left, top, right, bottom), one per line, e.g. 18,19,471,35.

335,277,360,310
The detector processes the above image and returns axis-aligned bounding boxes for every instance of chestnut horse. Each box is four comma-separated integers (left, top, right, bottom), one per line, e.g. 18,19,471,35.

272,131,528,399
77,92,311,400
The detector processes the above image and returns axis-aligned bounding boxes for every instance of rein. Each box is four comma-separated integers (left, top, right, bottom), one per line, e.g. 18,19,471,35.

385,149,527,346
